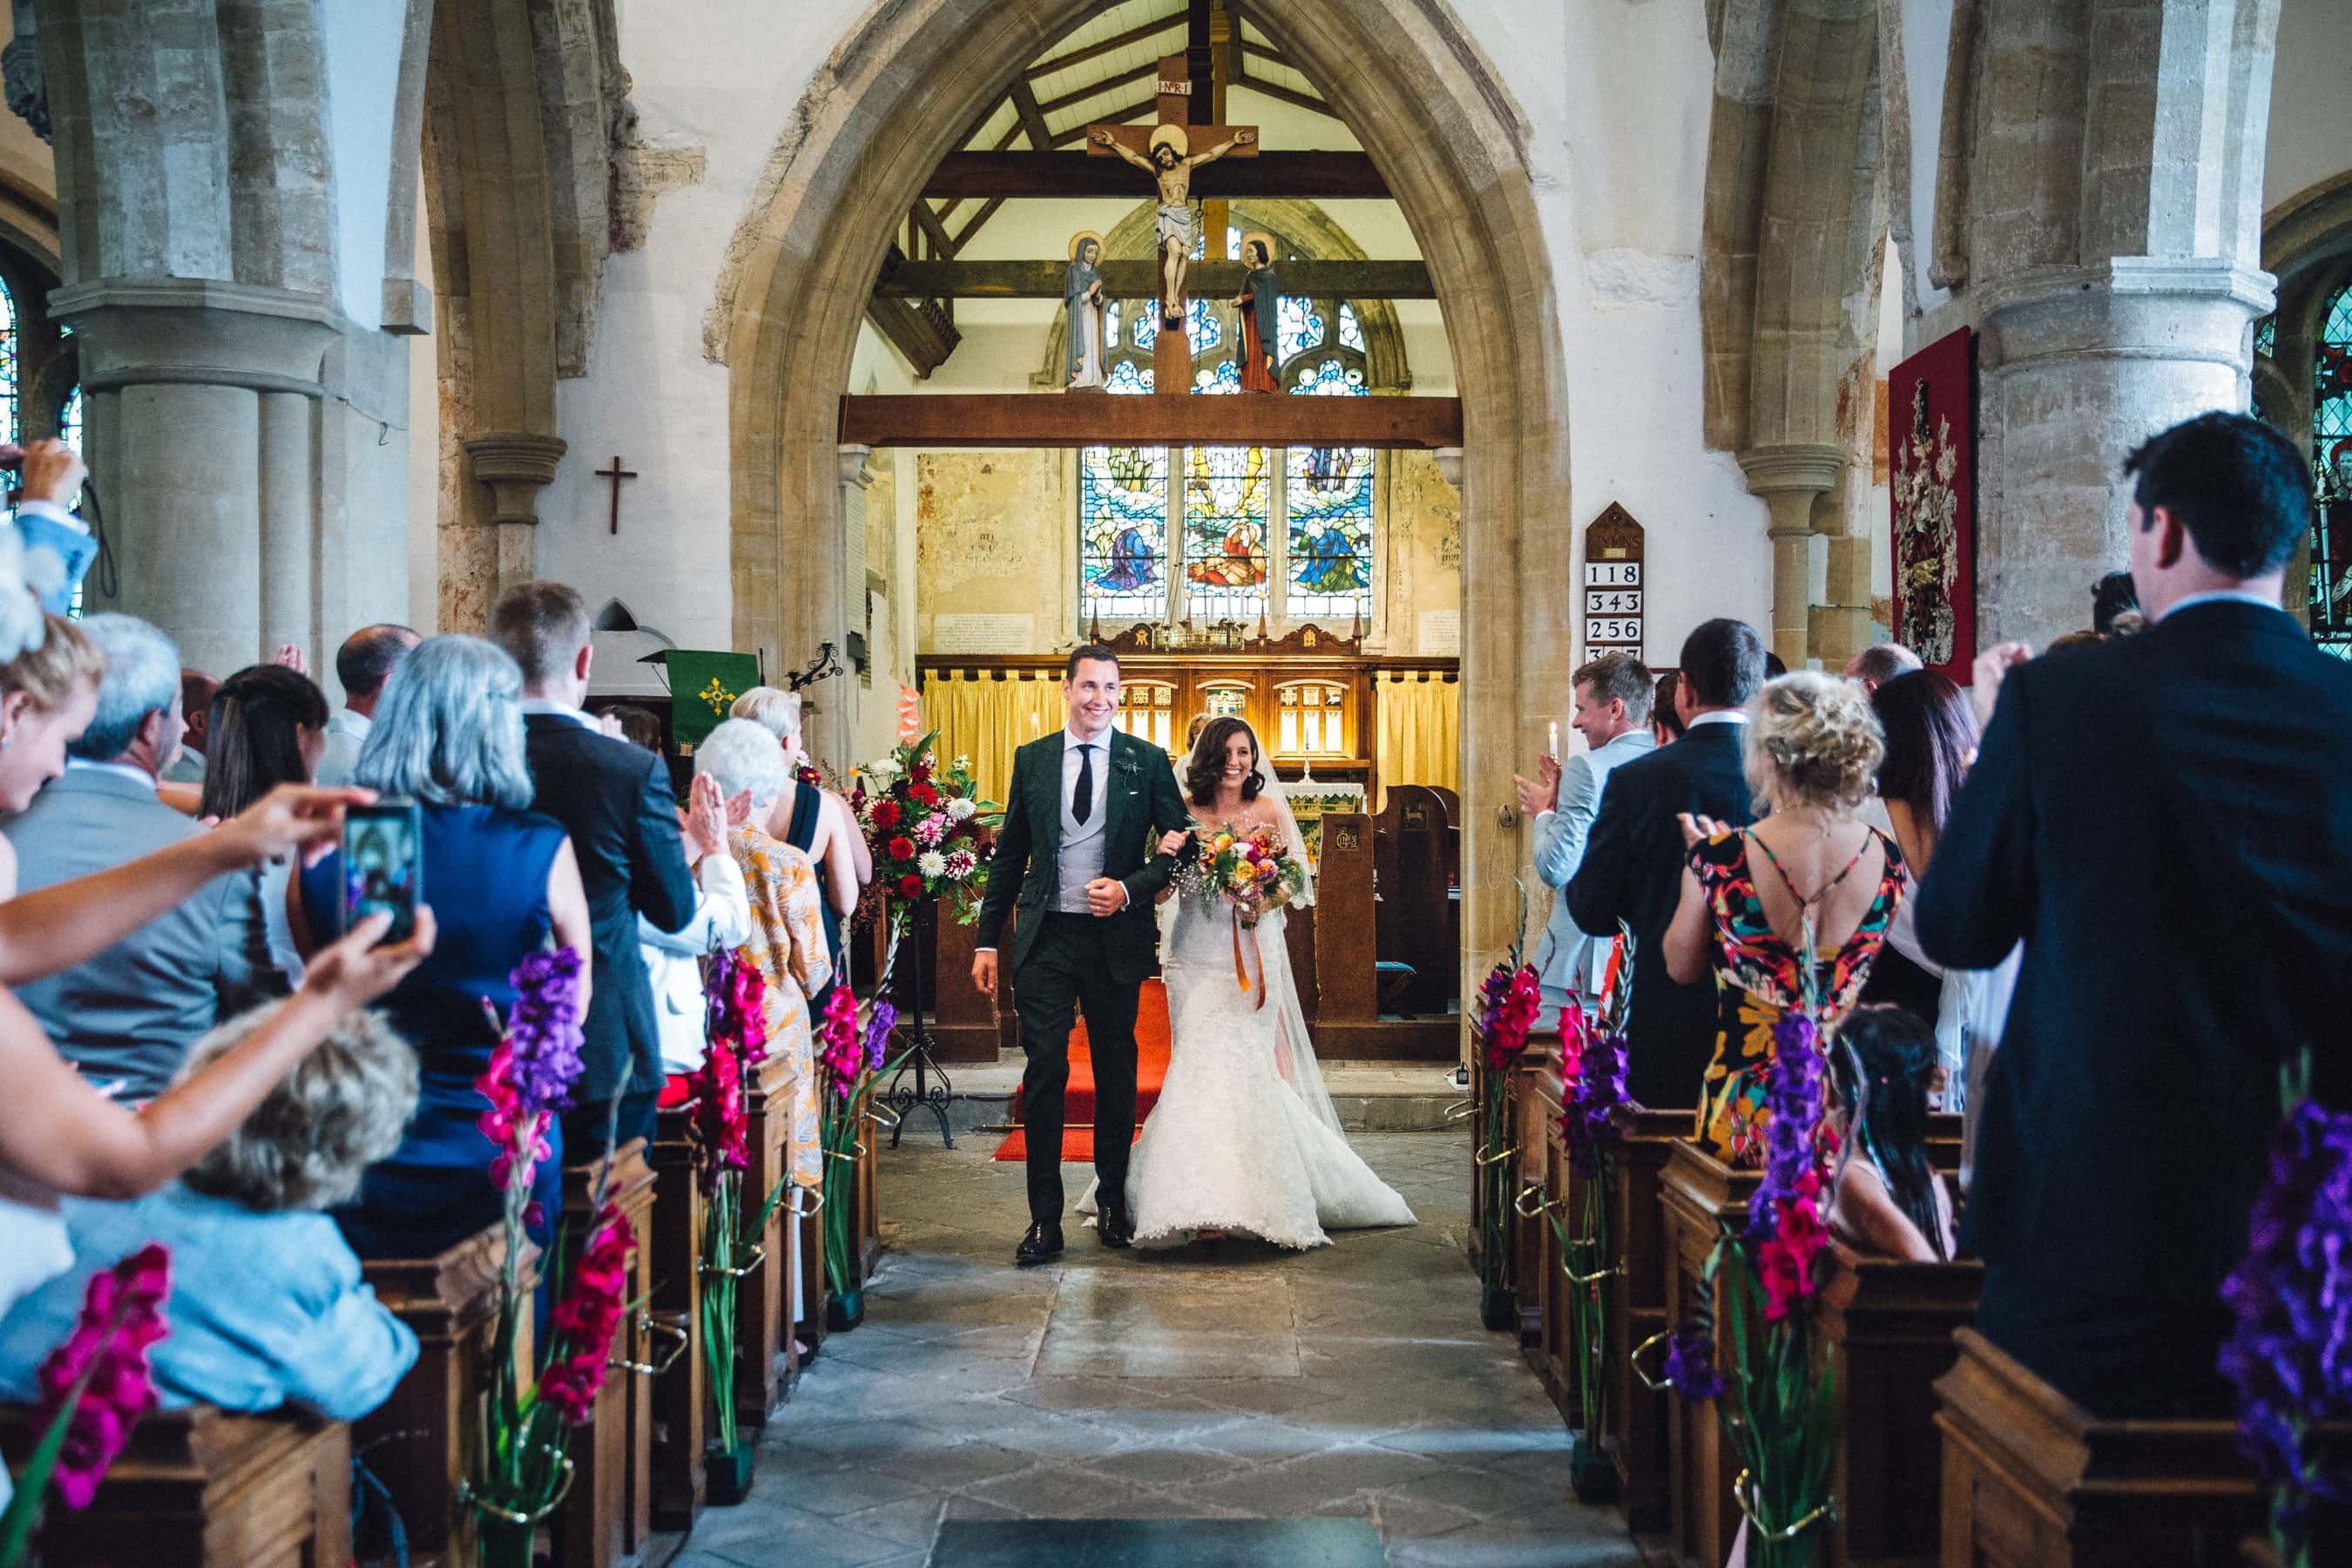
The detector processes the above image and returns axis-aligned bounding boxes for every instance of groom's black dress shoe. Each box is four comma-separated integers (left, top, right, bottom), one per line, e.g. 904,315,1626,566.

1098,1204,1134,1250
1016,1222,1064,1266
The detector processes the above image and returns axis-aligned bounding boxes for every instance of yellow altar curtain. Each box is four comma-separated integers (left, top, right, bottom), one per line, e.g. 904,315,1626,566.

1375,671,1459,807
916,670,1065,808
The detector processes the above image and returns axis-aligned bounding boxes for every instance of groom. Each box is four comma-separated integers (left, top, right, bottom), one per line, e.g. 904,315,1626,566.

973,645,1194,1265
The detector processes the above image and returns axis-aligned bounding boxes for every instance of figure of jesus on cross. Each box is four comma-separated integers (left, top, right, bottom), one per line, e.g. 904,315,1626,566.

1092,123,1256,328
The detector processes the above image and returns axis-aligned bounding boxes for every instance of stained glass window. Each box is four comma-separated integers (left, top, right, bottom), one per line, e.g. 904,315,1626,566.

2255,314,2276,360
0,277,17,449
1278,297,1324,360
1338,302,1366,354
1182,444,1270,623
1073,223,1383,634
2311,285,2352,657
59,386,81,449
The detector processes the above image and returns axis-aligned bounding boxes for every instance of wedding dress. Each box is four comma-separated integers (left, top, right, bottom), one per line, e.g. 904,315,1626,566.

1098,741,1415,1250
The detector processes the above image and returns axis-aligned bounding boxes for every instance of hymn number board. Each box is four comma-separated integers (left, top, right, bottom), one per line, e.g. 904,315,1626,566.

1582,503,1646,653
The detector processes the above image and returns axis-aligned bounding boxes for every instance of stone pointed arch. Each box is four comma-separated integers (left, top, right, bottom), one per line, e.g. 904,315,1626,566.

714,0,1569,996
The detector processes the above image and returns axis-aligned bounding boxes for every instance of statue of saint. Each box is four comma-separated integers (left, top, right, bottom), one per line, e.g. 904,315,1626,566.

1064,231,1108,390
1233,232,1279,394
1092,122,1257,328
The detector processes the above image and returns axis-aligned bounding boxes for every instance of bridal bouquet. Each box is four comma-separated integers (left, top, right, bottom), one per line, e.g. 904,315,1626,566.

848,729,1001,926
1183,821,1306,927
467,949,640,1565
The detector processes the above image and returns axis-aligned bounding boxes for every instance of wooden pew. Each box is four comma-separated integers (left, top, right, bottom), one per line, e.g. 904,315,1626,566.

1656,1134,1983,1568
1824,1251,1983,1567
0,1405,350,1567
1609,1106,1699,1533
740,1049,800,1426
1933,1328,2263,1567
647,1109,707,1531
1509,1042,1566,1366
360,1224,537,1568
550,1139,660,1568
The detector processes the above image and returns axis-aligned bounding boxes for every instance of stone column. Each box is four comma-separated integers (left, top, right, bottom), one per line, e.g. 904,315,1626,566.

830,444,875,762
1975,260,2273,645
1739,443,1842,668
53,280,338,679
463,433,567,602
1812,531,1872,670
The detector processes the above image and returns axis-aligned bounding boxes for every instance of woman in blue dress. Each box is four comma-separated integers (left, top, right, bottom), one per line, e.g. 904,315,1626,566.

288,636,592,1260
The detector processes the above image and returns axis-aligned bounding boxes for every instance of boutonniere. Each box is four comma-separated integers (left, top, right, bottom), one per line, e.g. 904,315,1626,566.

1113,752,1139,776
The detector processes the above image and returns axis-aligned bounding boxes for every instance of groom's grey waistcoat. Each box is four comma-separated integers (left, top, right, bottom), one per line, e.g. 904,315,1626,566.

977,727,1193,982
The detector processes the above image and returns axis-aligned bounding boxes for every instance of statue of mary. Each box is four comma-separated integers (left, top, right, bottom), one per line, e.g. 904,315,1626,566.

1064,231,1108,391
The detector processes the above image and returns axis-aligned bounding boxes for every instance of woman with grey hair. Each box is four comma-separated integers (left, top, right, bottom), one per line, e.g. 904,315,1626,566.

0,1003,423,1420
696,720,830,1193
728,686,867,923
287,635,592,1258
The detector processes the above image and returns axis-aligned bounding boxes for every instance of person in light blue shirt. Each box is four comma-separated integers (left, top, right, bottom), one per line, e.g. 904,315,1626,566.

9,440,94,616
1515,652,1656,1032
0,1001,422,1422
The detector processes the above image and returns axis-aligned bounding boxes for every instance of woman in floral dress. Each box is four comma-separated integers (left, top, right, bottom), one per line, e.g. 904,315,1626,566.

693,720,833,1191
1661,672,1904,1163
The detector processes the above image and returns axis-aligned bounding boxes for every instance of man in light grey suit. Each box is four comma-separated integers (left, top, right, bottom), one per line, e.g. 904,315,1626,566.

315,624,419,788
10,614,277,1100
1515,652,1655,1032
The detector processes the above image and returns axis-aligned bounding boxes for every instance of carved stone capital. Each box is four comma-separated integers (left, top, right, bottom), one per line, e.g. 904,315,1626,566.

1432,446,1463,488
465,433,569,527
837,443,875,490
1739,443,1843,536
51,278,342,398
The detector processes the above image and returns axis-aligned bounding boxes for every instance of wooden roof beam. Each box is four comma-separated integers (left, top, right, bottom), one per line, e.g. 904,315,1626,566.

875,258,1432,299
923,149,1387,199
839,392,1463,449
1027,17,1186,81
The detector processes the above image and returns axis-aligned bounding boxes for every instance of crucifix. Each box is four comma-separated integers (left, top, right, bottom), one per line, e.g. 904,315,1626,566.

594,455,637,535
1087,52,1255,392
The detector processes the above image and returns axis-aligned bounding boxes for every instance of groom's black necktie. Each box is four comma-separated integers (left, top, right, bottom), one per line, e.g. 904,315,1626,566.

1071,741,1094,825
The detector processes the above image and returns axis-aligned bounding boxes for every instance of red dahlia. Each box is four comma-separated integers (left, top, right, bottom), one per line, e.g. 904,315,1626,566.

899,873,923,897
888,835,916,861
871,801,901,828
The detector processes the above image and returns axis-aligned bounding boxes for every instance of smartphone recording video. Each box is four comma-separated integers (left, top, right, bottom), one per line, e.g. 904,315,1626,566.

342,800,423,943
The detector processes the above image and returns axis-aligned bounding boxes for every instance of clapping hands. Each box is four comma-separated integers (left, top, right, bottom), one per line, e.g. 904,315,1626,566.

1678,812,1730,850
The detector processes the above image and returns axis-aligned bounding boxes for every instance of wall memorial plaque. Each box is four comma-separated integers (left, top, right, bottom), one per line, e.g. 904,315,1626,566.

1583,503,1646,655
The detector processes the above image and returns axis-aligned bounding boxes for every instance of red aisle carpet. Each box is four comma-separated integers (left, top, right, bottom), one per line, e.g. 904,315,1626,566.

991,979,1171,1164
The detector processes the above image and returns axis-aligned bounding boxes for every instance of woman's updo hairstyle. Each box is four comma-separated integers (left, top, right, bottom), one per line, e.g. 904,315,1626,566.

1744,670,1883,814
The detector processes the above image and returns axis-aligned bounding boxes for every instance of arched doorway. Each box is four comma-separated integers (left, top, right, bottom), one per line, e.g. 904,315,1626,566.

716,0,1570,1002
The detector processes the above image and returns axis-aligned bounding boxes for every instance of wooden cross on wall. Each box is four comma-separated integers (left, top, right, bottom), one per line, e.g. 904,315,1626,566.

1086,51,1256,395
595,455,637,535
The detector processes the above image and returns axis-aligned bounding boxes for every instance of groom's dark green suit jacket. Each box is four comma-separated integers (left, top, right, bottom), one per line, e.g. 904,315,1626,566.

976,728,1193,981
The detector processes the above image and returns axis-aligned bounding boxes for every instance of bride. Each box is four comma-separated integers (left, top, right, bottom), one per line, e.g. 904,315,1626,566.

1092,717,1414,1250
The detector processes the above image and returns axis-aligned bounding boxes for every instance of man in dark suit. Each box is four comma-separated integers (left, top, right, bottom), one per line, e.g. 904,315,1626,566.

1566,618,1762,1108
973,645,1193,1264
491,581,697,1154
1916,411,2352,1417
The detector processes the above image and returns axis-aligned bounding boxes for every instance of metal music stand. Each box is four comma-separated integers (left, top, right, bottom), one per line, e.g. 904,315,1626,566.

882,896,956,1148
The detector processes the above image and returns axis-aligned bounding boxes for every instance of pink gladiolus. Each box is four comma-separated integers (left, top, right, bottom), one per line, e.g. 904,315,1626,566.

538,1206,636,1424
1755,1167,1830,1323
36,1244,172,1510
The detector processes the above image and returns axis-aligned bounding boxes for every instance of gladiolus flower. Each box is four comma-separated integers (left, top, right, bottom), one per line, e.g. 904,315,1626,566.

36,1244,172,1510
538,1206,635,1424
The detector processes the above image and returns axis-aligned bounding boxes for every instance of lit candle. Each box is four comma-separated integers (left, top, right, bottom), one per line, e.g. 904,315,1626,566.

1547,720,1559,759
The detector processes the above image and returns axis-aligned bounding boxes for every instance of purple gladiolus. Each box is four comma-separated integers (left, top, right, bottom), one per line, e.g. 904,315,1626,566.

1665,1324,1724,1404
863,1001,898,1073
1746,1013,1827,1247
1563,1025,1628,1179
2220,1098,2352,1547
504,947,587,1114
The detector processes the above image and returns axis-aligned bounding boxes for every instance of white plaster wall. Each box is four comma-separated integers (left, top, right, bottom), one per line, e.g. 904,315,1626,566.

2265,0,2352,213
537,0,1773,677
405,173,438,633
1896,0,1955,320
316,0,411,329
1551,0,1771,668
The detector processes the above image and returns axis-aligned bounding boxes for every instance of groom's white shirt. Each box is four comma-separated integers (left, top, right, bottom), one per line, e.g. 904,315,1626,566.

1054,724,1112,914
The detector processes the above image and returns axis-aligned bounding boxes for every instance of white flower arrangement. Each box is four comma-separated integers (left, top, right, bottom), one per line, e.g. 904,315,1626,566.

946,796,976,821
917,849,948,878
